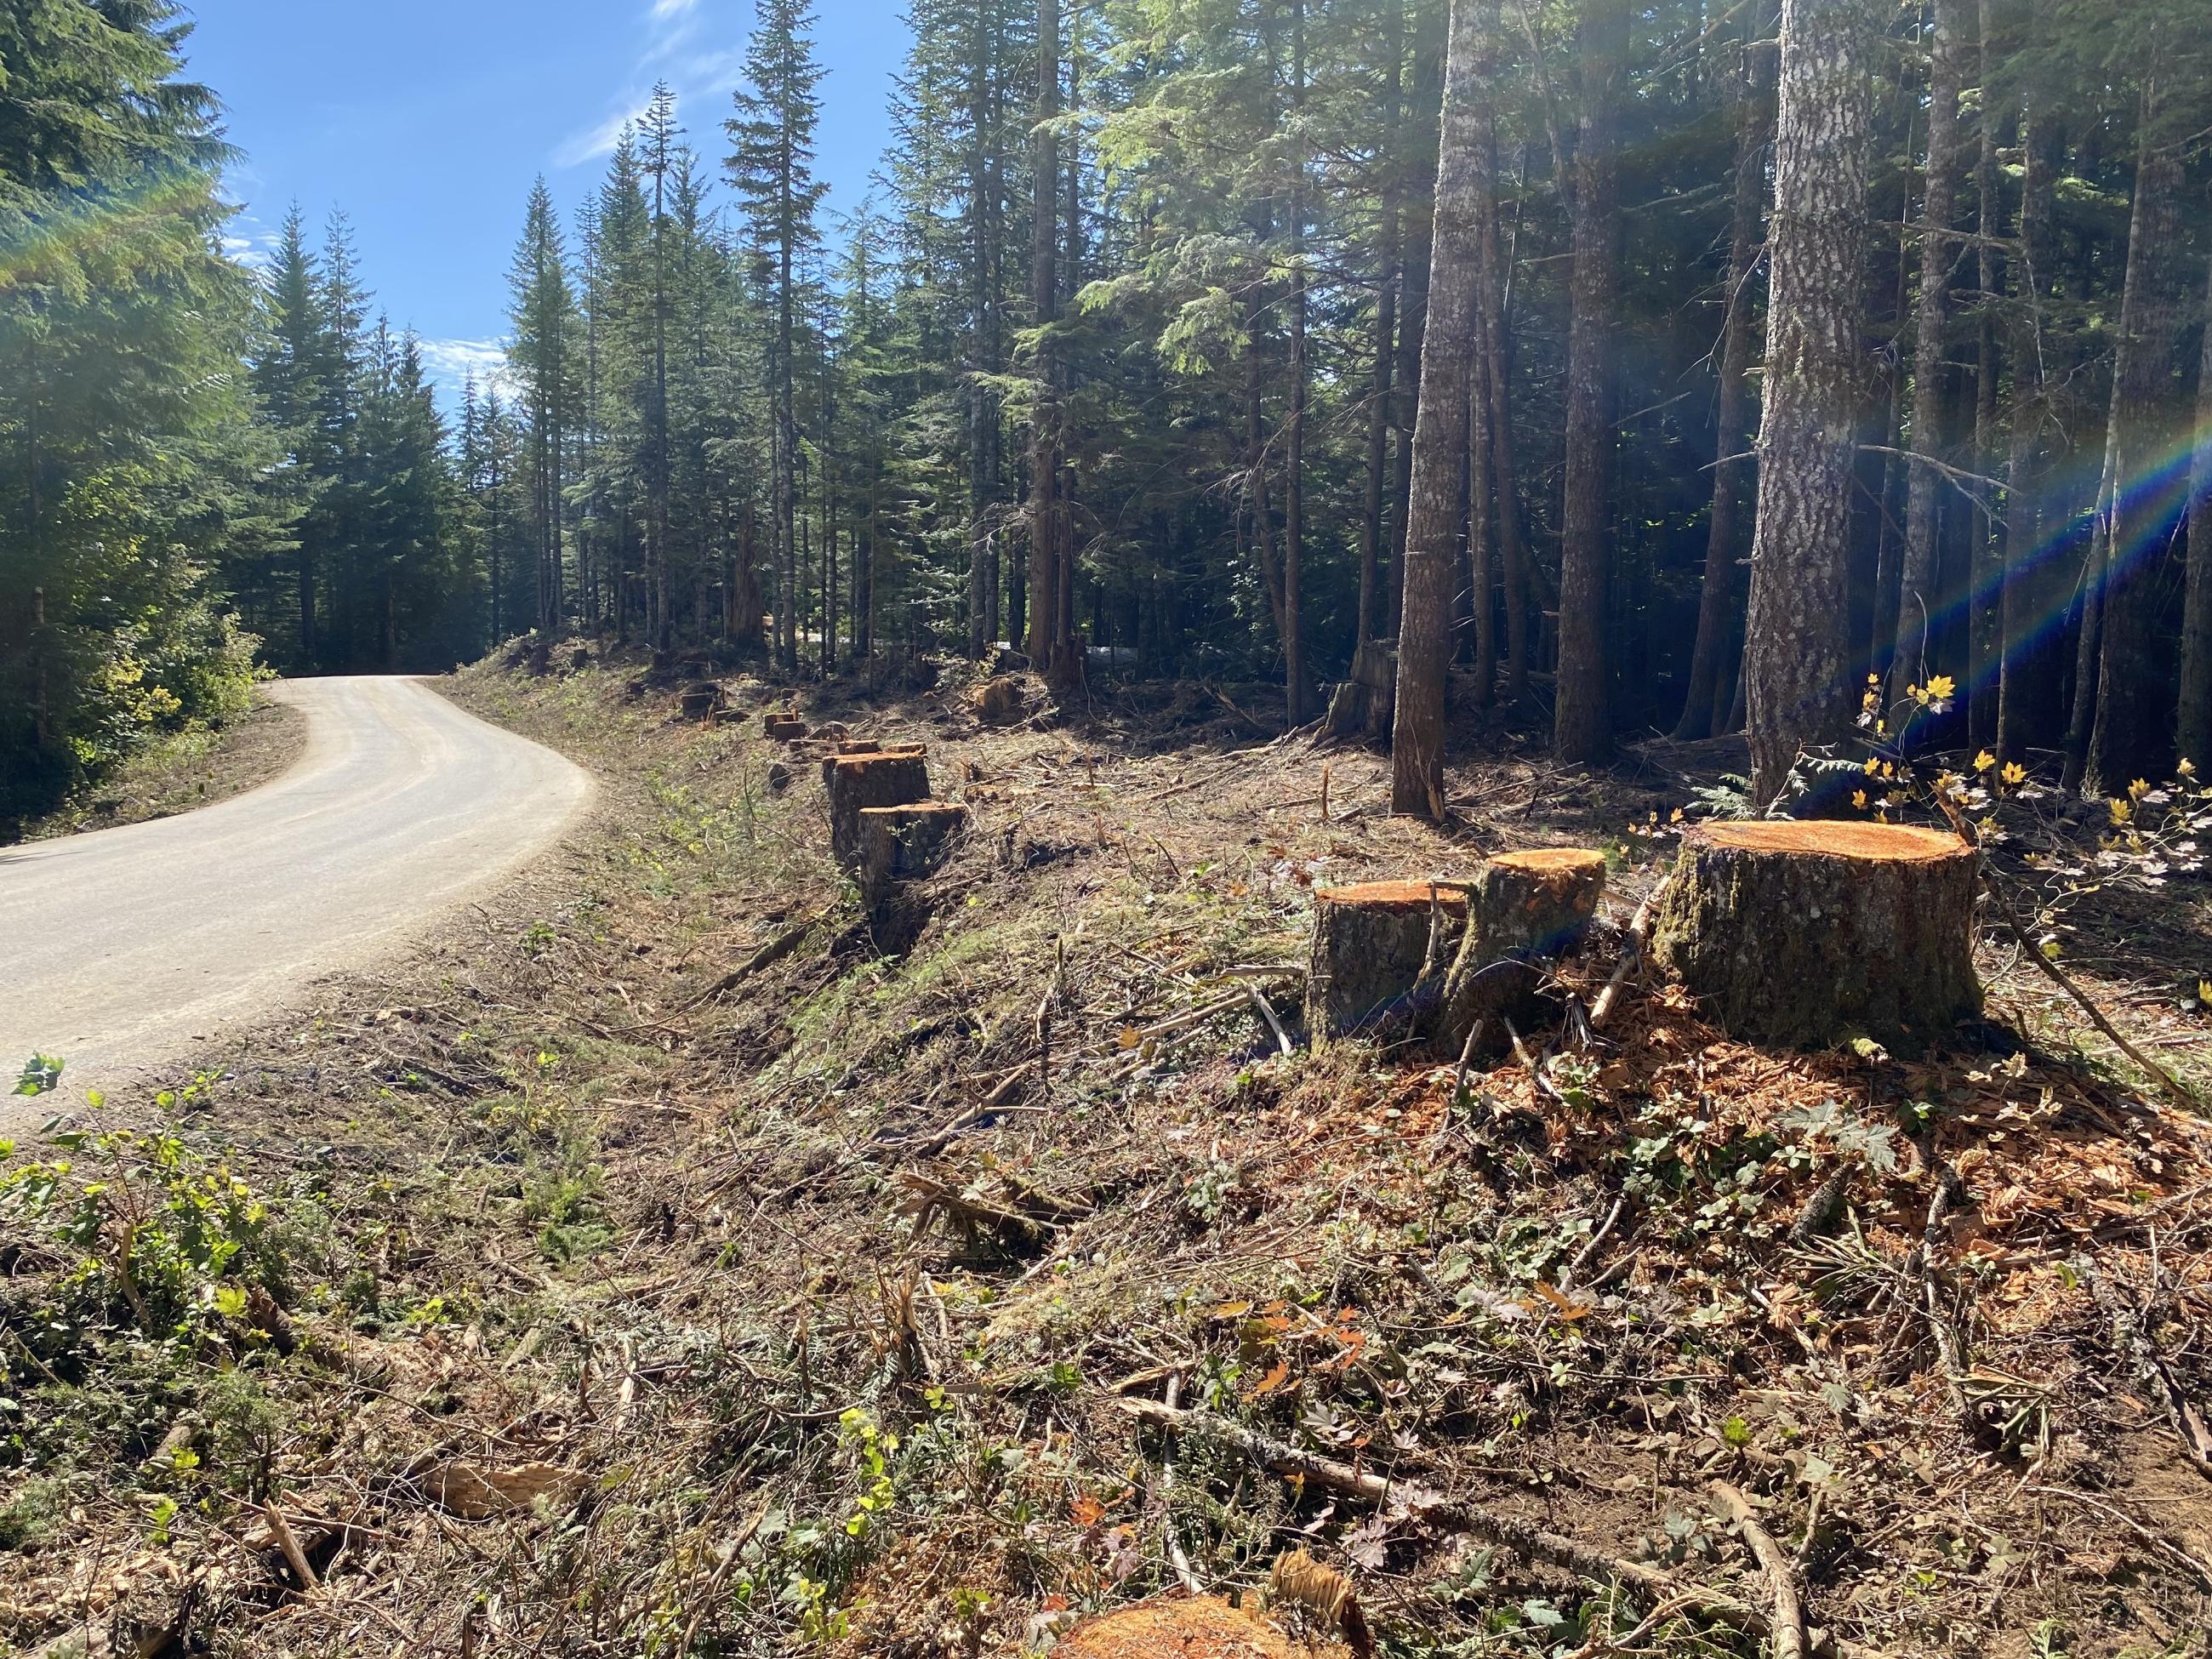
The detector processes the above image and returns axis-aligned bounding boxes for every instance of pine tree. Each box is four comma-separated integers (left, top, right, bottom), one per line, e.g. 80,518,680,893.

728,0,828,673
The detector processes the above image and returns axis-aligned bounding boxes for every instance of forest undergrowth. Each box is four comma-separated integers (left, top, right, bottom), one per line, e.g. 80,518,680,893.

4,651,2211,1659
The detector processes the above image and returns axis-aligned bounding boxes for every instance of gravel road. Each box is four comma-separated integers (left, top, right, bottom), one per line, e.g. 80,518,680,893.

0,676,591,1124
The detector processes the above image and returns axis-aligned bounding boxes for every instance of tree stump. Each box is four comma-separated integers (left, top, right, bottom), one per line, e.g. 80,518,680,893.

857,802,968,900
1434,848,1607,1055
827,749,933,866
766,716,810,742
1308,880,1468,1042
679,681,727,721
1650,821,1981,1048
823,738,907,791
761,707,798,734
973,676,1025,722
1324,640,1397,741
1052,1596,1343,1659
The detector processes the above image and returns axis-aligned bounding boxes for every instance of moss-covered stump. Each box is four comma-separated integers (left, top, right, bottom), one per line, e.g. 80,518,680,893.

827,749,932,867
1308,880,1468,1042
1650,820,1981,1048
1434,848,1607,1055
857,802,967,900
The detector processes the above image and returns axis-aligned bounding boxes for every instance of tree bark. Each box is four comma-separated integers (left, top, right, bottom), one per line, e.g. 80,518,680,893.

1996,105,2056,757
1308,881,1468,1042
1554,0,1625,763
1651,822,1981,1048
2181,254,2212,768
1743,0,1878,807
1966,0,2003,749
1434,848,1606,1058
1023,0,1062,677
1283,0,1308,726
1390,0,1491,818
2084,73,2190,795
1675,15,1773,740
1358,1,1405,652
1890,0,1964,709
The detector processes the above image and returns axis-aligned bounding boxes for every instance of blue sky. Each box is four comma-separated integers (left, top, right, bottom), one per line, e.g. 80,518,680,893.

183,0,913,402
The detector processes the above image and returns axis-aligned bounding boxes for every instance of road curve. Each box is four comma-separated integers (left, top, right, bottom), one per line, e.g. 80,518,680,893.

0,677,591,1119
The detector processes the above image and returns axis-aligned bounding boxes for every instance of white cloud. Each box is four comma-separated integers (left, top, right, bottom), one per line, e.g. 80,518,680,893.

417,337,516,402
554,0,747,169
219,219,282,271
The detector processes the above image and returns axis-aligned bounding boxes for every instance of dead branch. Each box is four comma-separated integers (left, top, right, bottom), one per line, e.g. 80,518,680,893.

679,907,833,1011
1711,1483,1805,1659
1590,875,1670,1031
1116,1398,1766,1635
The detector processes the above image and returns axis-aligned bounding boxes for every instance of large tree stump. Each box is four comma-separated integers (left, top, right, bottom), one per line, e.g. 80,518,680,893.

827,749,932,866
1434,848,1607,1055
1650,821,1981,1048
1308,880,1468,1042
857,802,968,900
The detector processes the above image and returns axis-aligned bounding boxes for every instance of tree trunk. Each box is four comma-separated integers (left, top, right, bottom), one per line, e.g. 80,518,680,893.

2181,255,2212,767
1554,0,1625,763
1389,19,1445,638
1024,0,1062,677
2085,71,2191,795
1390,0,1491,818
1282,0,1308,727
1995,107,2057,758
1743,0,1878,807
1467,337,1497,703
1890,0,1964,709
1675,13,1772,740
1652,821,1981,1048
1357,0,1405,652
1966,0,2003,749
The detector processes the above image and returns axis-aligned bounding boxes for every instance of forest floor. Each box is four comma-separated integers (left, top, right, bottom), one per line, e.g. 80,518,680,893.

5,647,2212,1659
13,690,306,844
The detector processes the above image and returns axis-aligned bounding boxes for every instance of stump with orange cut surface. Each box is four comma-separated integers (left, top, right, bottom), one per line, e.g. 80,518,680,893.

1308,880,1468,1041
826,747,932,867
1052,1595,1348,1659
1434,847,1608,1056
1650,819,1981,1048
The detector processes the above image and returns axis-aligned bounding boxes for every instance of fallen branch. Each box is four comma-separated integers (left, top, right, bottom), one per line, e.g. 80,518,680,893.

1710,1483,1804,1659
1590,875,1669,1031
1115,1399,1764,1634
680,907,834,1011
1996,909,2197,1107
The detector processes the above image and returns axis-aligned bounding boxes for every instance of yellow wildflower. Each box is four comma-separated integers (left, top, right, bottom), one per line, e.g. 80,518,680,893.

1852,790,1868,810
1973,750,1996,772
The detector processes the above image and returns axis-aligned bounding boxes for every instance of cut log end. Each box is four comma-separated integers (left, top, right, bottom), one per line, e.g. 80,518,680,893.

1308,881,1469,1041
1052,1596,1345,1659
1651,819,1981,1049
